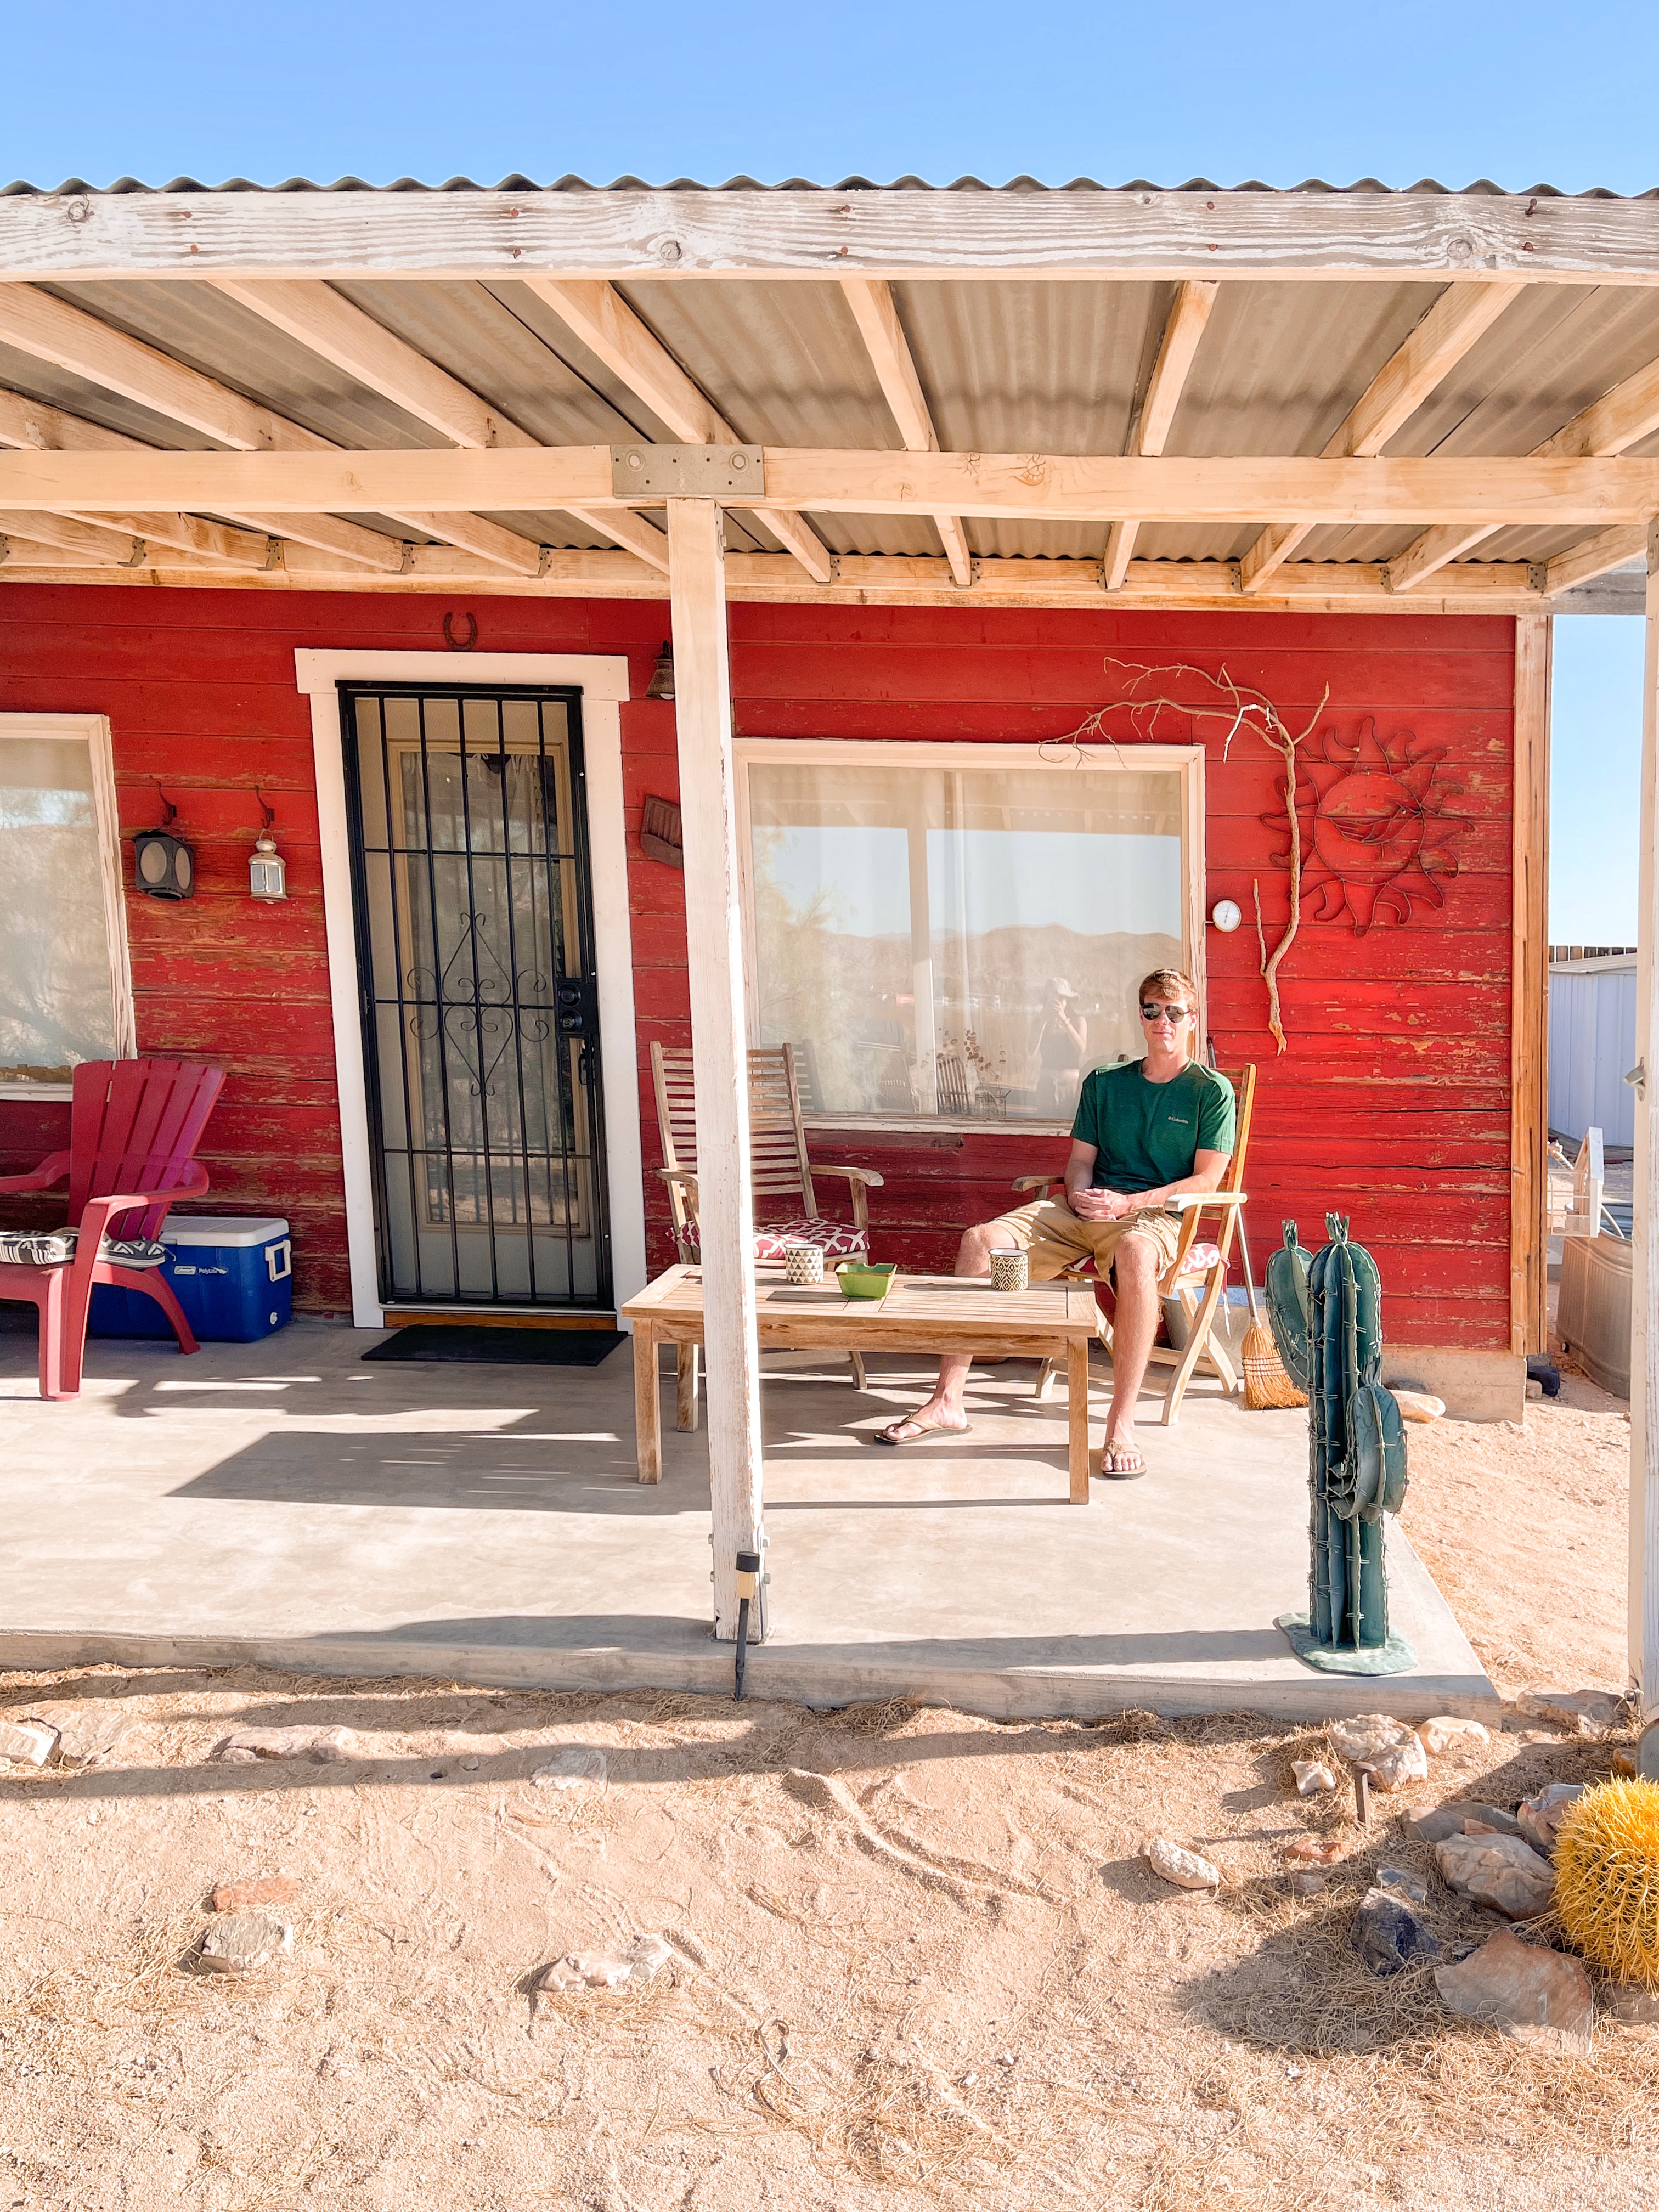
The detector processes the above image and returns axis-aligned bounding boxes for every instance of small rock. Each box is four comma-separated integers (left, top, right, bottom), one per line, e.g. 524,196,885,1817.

0,1719,60,1767
210,1875,298,1913
1434,1929,1594,2053
1434,1833,1555,1919
1353,1887,1442,1976
1517,1688,1626,1732
1601,1984,1659,2036
1147,1837,1220,1891
1418,1716,1491,1757
1376,1863,1429,1905
1516,1781,1586,1857
1293,1759,1337,1796
532,1747,608,1791
1284,1835,1345,1866
1613,1753,1638,1779
198,1913,293,1976
217,1725,358,1765
533,1933,673,1995
1409,1801,1522,1844
1289,1870,1328,1898
1329,1714,1415,1764
1367,1736,1429,1791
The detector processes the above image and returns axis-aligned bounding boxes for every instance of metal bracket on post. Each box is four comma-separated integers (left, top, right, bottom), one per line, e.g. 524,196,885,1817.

1528,561,1550,595
611,444,765,499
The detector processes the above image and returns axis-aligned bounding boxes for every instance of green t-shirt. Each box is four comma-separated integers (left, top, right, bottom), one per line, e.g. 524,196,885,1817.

1070,1060,1237,1194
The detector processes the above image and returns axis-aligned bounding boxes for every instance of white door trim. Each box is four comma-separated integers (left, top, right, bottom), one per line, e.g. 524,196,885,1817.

295,650,644,1329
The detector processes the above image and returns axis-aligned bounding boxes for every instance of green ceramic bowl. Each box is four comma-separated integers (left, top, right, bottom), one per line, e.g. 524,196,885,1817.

836,1261,897,1300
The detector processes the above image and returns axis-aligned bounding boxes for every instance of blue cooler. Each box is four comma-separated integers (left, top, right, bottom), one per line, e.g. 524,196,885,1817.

89,1215,292,1341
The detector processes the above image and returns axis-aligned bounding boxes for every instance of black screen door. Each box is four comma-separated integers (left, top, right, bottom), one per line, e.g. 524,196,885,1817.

343,684,611,1308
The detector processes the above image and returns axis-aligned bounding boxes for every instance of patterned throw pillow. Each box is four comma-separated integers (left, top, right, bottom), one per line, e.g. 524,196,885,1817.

0,1229,77,1266
0,1227,169,1269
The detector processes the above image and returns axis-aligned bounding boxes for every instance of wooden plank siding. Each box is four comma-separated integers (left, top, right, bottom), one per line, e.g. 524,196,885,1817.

0,585,1520,1346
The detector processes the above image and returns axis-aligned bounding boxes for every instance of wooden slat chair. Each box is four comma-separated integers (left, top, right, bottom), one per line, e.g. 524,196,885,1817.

0,1058,225,1399
1012,1064,1257,1427
650,1040,884,1427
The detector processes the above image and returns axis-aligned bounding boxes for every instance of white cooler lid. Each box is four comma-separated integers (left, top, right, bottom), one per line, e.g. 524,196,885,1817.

160,1215,290,1248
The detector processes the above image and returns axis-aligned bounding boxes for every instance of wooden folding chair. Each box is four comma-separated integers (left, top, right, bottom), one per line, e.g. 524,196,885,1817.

1013,1064,1257,1427
649,1040,884,1428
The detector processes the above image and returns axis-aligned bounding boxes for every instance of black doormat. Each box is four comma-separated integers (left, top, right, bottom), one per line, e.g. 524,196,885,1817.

362,1325,627,1367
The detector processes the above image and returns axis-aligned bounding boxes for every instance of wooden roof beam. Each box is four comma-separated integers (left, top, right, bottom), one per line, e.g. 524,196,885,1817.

840,277,970,587
520,275,834,582
0,281,522,573
10,443,1659,527
1240,279,1526,592
1392,340,1659,591
213,278,668,573
1103,280,1217,589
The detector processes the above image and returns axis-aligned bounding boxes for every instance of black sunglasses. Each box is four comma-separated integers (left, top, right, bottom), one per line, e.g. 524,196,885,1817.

1139,1001,1192,1023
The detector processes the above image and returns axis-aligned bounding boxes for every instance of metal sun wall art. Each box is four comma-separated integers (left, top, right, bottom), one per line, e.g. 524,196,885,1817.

1267,716,1472,938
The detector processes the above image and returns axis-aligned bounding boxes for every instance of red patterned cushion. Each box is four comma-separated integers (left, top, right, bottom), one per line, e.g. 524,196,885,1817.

682,1215,869,1262
753,1217,869,1262
1172,1241,1226,1280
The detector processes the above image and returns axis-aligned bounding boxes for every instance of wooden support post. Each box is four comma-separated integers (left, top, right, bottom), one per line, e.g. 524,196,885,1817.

1631,523,1659,1711
668,498,766,1642
1510,615,1552,1360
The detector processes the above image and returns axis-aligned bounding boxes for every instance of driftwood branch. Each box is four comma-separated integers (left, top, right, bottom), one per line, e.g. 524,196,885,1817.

1050,658,1329,1053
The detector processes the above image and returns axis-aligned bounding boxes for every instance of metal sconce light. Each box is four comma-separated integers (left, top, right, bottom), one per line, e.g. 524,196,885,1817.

133,788,196,900
249,791,287,902
644,641,675,700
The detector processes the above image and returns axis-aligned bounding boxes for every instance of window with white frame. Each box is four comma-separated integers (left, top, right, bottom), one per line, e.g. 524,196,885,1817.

736,741,1203,1126
0,715,134,1098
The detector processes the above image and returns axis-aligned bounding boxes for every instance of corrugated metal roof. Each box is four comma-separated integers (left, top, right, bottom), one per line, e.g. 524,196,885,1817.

2,177,1656,586
3,175,1656,198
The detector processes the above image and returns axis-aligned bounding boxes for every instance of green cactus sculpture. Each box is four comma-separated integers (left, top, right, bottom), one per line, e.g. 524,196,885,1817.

1271,1213,1415,1675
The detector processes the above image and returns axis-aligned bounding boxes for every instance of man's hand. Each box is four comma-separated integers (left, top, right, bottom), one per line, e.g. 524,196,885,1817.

1068,1185,1129,1222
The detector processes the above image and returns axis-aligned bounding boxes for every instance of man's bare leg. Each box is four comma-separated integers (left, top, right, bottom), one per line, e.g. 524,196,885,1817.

874,1222,998,1442
1099,1233,1161,1478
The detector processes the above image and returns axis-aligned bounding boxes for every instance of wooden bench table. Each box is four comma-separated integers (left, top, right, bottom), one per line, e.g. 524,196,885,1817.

620,1265,1101,1503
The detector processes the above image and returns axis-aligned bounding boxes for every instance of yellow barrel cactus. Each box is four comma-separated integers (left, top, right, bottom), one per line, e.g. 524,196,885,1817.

1554,1778,1659,1985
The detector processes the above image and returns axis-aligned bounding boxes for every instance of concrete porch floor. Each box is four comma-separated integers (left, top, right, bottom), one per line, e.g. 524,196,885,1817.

0,1316,1497,1723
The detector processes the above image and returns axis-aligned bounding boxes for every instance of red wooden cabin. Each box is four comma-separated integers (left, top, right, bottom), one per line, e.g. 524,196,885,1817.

0,174,1650,1678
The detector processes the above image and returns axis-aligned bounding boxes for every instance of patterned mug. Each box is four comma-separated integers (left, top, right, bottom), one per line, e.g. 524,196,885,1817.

989,1246,1029,1293
784,1243,825,1286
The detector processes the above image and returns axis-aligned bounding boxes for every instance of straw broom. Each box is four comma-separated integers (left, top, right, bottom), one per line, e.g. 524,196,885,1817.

1235,1205,1306,1410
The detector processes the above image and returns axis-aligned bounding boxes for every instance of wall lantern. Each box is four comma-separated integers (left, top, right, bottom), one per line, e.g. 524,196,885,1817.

644,641,675,700
133,789,196,900
249,790,287,902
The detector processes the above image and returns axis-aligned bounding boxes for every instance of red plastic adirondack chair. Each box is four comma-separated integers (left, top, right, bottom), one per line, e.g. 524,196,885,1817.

0,1059,225,1399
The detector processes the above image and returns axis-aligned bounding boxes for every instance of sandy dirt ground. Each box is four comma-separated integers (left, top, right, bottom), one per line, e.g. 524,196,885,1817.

1,1385,1654,2212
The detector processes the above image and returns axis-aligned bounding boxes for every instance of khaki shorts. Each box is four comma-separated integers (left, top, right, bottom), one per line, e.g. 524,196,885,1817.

985,1198,1182,1284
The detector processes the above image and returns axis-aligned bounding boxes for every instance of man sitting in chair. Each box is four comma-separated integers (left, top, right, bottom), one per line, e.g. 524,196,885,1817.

876,968,1235,1479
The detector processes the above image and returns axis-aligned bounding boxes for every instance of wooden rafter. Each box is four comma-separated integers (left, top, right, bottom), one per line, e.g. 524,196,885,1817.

839,277,970,587
520,275,834,583
0,545,1572,615
1393,341,1659,591
7,443,1659,527
1544,523,1647,595
1239,279,1526,592
0,281,525,572
6,189,1659,289
213,278,668,574
1103,280,1217,589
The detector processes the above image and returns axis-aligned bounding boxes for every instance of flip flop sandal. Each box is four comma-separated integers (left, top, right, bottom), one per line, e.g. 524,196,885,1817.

1096,1442,1147,1480
873,1419,974,1447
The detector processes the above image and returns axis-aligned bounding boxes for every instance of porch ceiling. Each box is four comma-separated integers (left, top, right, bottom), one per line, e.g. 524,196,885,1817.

2,177,1658,610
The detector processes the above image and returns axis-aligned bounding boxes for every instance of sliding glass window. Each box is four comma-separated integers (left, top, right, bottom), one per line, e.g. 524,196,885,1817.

736,742,1202,1127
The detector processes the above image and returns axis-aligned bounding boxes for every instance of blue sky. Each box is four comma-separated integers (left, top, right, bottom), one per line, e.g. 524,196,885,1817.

4,0,1651,936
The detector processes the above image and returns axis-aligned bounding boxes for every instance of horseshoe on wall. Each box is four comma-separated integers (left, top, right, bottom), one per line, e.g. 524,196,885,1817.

443,611,479,651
